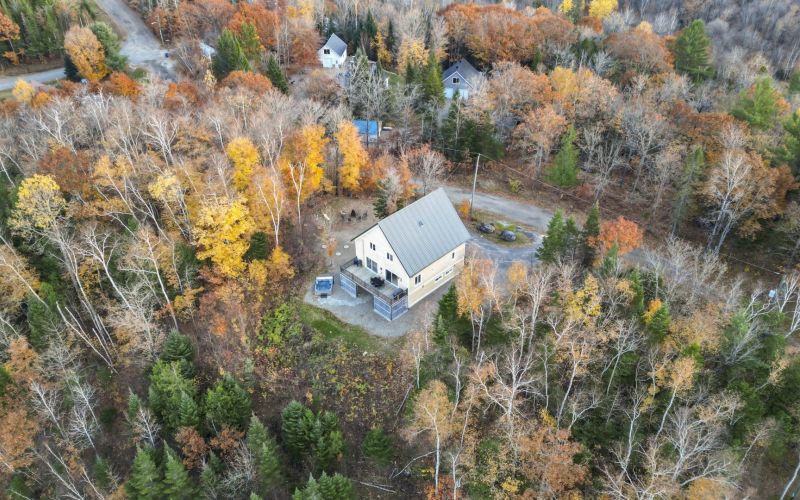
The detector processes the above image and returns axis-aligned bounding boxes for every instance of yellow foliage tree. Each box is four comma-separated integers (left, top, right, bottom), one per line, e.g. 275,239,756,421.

64,26,108,83
566,274,601,326
193,197,254,277
397,38,429,71
280,124,329,227
9,174,65,237
11,79,34,104
588,0,617,19
335,121,368,193
226,137,261,193
374,30,393,68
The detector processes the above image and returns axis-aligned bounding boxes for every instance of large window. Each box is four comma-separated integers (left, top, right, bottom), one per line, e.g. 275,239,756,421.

385,269,399,285
366,257,378,273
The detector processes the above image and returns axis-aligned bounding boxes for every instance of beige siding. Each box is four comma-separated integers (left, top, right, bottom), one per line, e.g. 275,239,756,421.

407,242,466,307
354,227,410,287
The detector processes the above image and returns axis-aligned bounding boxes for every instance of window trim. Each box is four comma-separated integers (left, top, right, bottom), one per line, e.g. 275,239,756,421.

386,252,393,262
452,77,460,84
323,48,331,55
415,275,421,285
369,242,376,251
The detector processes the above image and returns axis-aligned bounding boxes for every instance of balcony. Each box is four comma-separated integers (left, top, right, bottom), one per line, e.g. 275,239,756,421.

340,260,407,305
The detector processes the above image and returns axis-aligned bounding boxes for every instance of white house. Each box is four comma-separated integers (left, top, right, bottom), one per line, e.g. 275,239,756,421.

442,59,481,99
340,188,471,321
318,33,348,68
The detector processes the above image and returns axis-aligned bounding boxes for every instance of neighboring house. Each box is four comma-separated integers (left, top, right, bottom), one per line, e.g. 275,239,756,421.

318,33,348,68
353,119,381,143
443,58,481,99
340,188,471,321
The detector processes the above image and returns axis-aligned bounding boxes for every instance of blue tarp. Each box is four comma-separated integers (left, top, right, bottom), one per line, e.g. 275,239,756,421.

353,120,380,137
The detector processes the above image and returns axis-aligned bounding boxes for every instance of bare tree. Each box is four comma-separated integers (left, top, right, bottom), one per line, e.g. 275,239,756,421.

405,145,447,195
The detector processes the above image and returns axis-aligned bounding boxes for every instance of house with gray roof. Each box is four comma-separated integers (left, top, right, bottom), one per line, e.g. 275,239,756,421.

443,59,481,99
318,33,348,68
340,188,470,320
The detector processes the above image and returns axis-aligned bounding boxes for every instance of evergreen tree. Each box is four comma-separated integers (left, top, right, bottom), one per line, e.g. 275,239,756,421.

731,77,782,131
238,22,263,62
27,282,60,351
127,391,142,425
266,54,289,94
200,451,223,497
362,427,392,466
581,202,601,266
440,91,465,160
790,70,800,95
148,360,198,432
670,146,704,234
404,61,418,86
92,455,115,492
248,415,281,493
160,330,195,377
629,269,645,315
363,11,377,58
293,475,321,500
90,21,127,72
645,301,671,341
318,472,353,500
672,19,713,82
282,401,316,459
563,216,581,260
315,427,344,473
162,447,194,499
386,20,396,54
212,29,251,80
204,374,252,431
776,111,800,176
127,447,161,500
421,51,444,105
536,210,566,263
598,242,620,277
64,53,81,82
545,125,579,187
373,180,390,218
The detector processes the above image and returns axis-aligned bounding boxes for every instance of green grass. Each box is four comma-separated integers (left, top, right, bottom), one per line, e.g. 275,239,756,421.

296,301,392,352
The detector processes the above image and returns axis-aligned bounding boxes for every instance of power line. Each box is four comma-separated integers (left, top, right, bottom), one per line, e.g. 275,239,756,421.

400,138,785,277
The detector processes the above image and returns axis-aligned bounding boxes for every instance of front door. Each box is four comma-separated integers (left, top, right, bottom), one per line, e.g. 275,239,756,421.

385,269,398,285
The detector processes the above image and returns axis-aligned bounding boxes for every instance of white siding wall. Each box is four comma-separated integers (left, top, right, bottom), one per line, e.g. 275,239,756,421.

354,227,410,288
318,49,346,68
407,242,466,307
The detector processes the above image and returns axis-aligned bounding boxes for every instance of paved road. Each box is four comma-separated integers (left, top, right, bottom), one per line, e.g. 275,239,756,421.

0,0,174,91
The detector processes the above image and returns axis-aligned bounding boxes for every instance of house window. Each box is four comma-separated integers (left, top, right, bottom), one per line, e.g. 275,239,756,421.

323,48,331,55
452,252,455,259
369,242,376,251
385,270,399,285
415,275,421,285
366,257,378,273
452,77,460,84
386,252,393,261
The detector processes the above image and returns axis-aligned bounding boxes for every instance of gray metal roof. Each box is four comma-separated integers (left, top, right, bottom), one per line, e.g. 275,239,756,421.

322,33,348,57
376,188,470,276
442,59,481,88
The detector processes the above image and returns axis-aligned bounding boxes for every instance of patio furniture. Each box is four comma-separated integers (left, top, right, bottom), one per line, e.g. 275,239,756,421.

370,277,385,287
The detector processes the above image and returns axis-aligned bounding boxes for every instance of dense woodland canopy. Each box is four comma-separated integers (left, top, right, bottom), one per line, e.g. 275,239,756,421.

1,0,800,498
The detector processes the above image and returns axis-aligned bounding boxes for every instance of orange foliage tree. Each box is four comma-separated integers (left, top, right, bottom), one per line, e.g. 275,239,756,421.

598,216,643,255
104,72,141,100
227,3,278,50
605,24,673,74
64,26,108,83
222,70,274,95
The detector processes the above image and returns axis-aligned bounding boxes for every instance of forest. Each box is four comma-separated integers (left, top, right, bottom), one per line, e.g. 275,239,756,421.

1,0,800,498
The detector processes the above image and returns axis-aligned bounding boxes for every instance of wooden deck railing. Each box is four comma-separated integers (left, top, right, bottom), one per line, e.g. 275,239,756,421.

340,264,408,305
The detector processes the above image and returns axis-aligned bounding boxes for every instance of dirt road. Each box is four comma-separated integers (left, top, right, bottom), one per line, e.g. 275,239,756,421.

0,0,174,91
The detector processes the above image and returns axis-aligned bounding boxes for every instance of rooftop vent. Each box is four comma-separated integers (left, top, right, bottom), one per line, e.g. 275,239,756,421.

418,220,424,227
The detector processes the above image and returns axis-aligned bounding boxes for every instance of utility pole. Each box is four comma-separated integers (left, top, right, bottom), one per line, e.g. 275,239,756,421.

470,153,480,219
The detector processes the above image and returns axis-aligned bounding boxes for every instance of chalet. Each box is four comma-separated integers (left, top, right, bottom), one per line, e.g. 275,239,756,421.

443,59,481,99
340,188,470,321
318,34,348,68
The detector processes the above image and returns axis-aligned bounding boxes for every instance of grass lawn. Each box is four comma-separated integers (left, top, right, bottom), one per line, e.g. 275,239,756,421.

296,301,396,353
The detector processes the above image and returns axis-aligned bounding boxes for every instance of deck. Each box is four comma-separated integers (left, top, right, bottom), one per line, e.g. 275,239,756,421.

339,262,409,321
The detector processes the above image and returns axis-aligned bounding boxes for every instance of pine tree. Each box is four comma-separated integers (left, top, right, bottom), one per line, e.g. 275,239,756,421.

64,53,81,82
148,360,198,432
440,92,465,160
777,111,800,176
177,392,200,429
581,202,601,266
536,210,567,263
362,427,392,466
672,19,713,82
644,301,671,341
160,330,195,377
563,216,581,260
421,51,444,105
162,447,194,499
293,475,321,500
315,428,344,473
282,401,315,459
27,282,60,351
90,21,127,72
200,451,222,497
598,241,619,277
790,70,800,95
266,54,289,94
238,22,263,62
386,20,396,55
318,472,353,500
127,448,161,500
212,29,251,80
670,147,704,234
204,374,252,431
92,455,115,492
373,180,390,218
628,269,645,315
545,125,579,187
248,415,281,493
731,77,783,131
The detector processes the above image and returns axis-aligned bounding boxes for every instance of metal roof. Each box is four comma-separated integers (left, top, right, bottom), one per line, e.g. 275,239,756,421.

442,59,481,88
322,33,348,57
376,188,470,276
